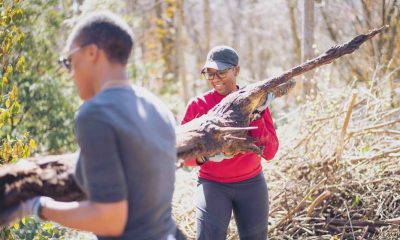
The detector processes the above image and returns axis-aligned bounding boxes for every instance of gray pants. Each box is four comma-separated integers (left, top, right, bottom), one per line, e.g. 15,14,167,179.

195,173,269,240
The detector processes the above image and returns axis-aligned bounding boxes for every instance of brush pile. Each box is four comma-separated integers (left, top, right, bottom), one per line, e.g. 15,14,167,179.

173,86,400,239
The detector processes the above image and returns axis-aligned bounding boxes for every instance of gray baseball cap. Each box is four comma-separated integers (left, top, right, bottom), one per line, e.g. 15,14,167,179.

202,45,239,72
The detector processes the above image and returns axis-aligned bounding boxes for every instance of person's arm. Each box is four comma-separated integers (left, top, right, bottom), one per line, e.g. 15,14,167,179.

249,108,279,160
180,100,206,166
63,111,128,235
41,200,127,237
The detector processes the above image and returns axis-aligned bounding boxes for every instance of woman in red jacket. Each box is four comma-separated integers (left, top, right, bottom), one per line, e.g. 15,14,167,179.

181,46,279,240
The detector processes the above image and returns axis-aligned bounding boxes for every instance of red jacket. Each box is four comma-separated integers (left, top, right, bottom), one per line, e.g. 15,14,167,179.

181,88,279,183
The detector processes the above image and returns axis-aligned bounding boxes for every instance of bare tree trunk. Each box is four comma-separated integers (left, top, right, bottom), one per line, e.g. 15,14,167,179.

301,0,315,97
175,0,189,103
230,0,243,51
0,26,388,216
384,0,399,104
286,0,301,64
156,1,175,83
204,0,210,53
183,2,207,96
201,0,211,94
361,0,380,66
247,0,257,81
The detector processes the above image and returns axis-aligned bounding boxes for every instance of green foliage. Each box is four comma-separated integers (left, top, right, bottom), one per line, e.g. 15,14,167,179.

0,0,78,238
0,0,36,164
6,217,67,240
10,0,79,153
1,1,38,238
0,0,78,159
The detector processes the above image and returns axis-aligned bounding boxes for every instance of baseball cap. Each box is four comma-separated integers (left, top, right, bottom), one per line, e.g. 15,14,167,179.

201,45,239,72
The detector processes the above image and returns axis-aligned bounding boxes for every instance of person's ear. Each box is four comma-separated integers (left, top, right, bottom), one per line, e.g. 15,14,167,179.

85,44,100,63
234,66,240,76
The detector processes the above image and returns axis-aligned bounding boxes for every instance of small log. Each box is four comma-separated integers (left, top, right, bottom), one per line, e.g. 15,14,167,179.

0,154,85,210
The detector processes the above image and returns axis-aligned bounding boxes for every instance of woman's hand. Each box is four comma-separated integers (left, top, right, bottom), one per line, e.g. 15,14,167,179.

251,92,275,121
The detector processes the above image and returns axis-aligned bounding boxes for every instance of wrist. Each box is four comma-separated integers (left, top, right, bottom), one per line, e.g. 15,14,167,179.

34,197,53,221
196,156,208,165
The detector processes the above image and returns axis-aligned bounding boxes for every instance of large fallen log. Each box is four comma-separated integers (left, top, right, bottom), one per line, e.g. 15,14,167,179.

0,26,388,215
176,25,389,159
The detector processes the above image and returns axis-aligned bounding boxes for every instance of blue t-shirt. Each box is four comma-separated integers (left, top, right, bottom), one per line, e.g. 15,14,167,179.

74,86,177,240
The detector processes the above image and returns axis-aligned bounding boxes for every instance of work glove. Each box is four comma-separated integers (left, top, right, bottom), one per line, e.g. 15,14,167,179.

251,92,275,121
209,152,232,162
0,196,53,227
198,152,233,165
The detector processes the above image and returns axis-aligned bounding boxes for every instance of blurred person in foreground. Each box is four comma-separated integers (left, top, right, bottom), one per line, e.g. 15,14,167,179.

181,46,279,240
0,11,185,240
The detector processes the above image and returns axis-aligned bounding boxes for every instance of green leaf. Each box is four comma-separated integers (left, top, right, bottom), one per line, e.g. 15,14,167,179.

10,85,18,101
29,139,37,150
23,144,30,158
1,76,7,86
11,8,23,22
5,65,13,76
41,222,53,231
2,65,13,86
15,56,25,72
11,101,20,114
13,222,19,229
360,145,370,153
16,31,25,44
351,195,360,208
2,33,13,53
5,98,10,108
2,110,10,124
2,15,11,26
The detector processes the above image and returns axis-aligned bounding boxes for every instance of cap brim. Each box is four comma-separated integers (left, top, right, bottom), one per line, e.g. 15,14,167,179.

201,61,232,72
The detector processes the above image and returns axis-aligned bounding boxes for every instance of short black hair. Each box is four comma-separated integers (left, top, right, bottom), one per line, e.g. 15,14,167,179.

67,11,134,65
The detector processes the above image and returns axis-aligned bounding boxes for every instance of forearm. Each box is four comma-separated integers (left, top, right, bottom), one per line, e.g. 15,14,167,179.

41,200,127,237
250,111,279,160
261,128,279,160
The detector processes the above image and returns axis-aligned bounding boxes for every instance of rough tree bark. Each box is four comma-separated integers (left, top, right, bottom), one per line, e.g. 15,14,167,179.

0,26,388,215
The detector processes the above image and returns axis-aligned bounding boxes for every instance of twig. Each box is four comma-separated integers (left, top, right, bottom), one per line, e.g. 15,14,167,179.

349,129,400,138
336,91,358,162
217,126,258,132
343,198,356,240
348,146,400,164
347,118,400,135
223,135,247,141
306,190,332,220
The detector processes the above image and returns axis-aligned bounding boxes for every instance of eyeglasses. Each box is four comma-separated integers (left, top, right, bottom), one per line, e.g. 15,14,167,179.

201,67,234,80
58,47,81,72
